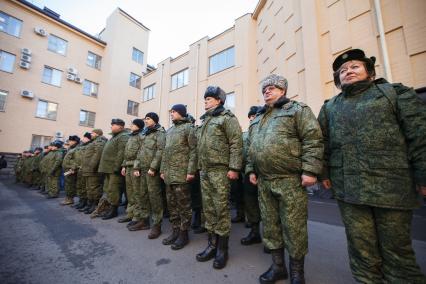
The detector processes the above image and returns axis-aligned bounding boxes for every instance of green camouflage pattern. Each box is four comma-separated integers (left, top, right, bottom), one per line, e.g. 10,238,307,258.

134,125,166,172
62,145,79,198
160,118,197,185
31,153,43,187
86,175,103,201
258,176,308,259
14,157,24,182
74,143,89,199
103,173,125,206
318,79,426,209
81,136,107,176
338,201,426,284
166,183,192,231
99,130,129,174
22,156,34,184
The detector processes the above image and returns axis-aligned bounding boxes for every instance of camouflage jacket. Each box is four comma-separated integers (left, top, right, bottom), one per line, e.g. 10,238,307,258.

22,156,33,175
81,136,107,176
197,105,243,171
48,149,64,176
14,157,23,172
160,118,197,185
122,130,143,167
98,130,129,174
318,79,426,209
134,124,166,172
73,142,90,171
31,153,43,172
39,152,52,175
246,97,323,179
62,144,79,172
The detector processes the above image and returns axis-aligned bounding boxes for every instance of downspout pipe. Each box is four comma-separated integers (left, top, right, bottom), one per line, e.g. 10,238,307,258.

373,0,393,82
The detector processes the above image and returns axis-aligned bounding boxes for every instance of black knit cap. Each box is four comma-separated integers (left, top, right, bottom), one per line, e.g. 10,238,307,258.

248,106,260,117
171,104,187,118
111,118,125,126
132,118,145,130
83,132,91,139
145,112,159,124
68,135,80,143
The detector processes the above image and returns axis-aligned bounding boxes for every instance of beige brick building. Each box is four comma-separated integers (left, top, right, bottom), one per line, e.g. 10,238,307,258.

1,0,425,153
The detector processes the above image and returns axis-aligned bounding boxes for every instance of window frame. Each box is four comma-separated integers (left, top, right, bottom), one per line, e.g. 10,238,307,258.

0,50,16,73
86,51,102,70
127,100,139,116
79,109,96,127
209,46,235,75
0,90,8,112
82,79,99,97
170,68,189,91
224,92,236,113
132,47,144,65
42,66,62,87
30,135,53,150
129,72,142,89
143,84,155,102
35,99,58,121
0,11,23,38
47,34,68,56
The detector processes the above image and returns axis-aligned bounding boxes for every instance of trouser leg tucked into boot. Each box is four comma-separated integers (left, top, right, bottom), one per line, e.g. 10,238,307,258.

85,199,98,214
162,228,179,245
196,233,217,262
148,224,162,239
213,235,229,269
259,249,288,284
80,200,92,212
171,230,189,250
289,257,305,284
128,218,150,231
102,205,118,220
241,223,262,245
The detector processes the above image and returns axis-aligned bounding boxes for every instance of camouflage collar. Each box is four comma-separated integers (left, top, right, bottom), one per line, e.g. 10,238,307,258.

258,96,290,114
142,124,162,135
200,105,226,120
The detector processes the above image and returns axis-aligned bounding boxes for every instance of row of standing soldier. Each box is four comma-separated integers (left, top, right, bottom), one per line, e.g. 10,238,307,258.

14,48,426,284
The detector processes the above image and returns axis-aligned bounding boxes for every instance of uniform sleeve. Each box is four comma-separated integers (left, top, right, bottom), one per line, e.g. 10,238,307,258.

395,85,426,185
50,152,63,175
224,116,243,172
295,106,324,177
317,104,330,180
245,124,256,175
114,134,129,172
134,136,142,171
150,131,166,172
187,125,198,175
88,140,104,172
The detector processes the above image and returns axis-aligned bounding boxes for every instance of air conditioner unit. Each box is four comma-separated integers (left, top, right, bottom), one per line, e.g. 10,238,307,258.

67,67,78,75
21,48,32,55
66,74,76,81
21,90,34,99
55,131,64,138
19,61,31,69
21,54,32,63
34,27,47,36
74,77,83,84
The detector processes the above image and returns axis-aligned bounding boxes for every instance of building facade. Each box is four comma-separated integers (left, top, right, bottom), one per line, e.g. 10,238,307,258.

1,0,425,153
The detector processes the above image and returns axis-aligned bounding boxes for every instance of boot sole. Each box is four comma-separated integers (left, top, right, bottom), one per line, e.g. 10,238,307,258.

259,272,288,284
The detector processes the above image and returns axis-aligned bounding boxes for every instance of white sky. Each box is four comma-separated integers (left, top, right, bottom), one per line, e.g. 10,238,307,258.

29,0,259,65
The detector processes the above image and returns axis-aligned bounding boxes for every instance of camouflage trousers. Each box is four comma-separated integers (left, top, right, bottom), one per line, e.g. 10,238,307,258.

32,171,42,187
338,201,426,284
103,173,125,206
64,173,77,198
86,175,103,201
258,176,308,259
76,171,86,199
134,169,162,225
166,183,192,231
124,166,140,220
200,168,231,237
47,175,60,197
243,175,261,224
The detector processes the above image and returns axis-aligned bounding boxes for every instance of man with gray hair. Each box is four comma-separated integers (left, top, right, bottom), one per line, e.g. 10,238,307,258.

246,74,323,284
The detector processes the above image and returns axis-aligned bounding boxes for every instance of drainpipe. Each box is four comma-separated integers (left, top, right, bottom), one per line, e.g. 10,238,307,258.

158,63,164,124
194,43,200,120
373,0,393,82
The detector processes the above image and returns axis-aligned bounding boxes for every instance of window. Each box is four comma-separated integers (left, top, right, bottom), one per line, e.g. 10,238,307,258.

224,92,236,113
86,51,101,69
127,100,139,116
209,46,235,75
171,69,188,90
30,135,52,150
0,50,15,73
79,110,96,127
82,80,99,97
132,47,144,65
48,34,68,55
143,84,155,102
0,90,7,111
129,73,141,89
0,11,22,37
36,100,58,120
42,66,62,86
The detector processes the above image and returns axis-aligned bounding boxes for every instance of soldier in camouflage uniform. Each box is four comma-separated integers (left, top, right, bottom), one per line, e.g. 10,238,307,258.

132,112,166,238
22,150,34,186
98,119,129,220
46,140,65,198
196,86,243,270
81,129,107,214
160,104,197,250
38,146,51,194
31,147,43,190
318,49,426,284
119,119,143,227
14,153,23,183
246,74,323,284
72,132,91,209
240,106,262,246
61,135,80,205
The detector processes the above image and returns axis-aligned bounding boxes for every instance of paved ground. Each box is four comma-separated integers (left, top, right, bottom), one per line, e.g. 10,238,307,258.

0,179,425,284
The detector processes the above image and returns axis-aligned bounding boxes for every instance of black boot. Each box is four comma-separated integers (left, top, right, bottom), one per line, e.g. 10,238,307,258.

191,208,201,229
85,200,98,214
79,200,91,212
259,249,288,284
196,233,217,262
75,199,87,210
171,230,189,250
231,210,245,223
241,223,262,245
102,206,118,220
213,235,229,269
162,228,180,245
289,257,305,284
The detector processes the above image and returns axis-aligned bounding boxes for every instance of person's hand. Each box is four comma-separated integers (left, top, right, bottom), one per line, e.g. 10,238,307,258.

417,185,426,197
322,179,332,190
301,175,317,187
121,167,126,176
160,173,165,180
249,173,258,185
186,174,195,182
133,170,140,177
227,170,239,180
148,169,155,177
